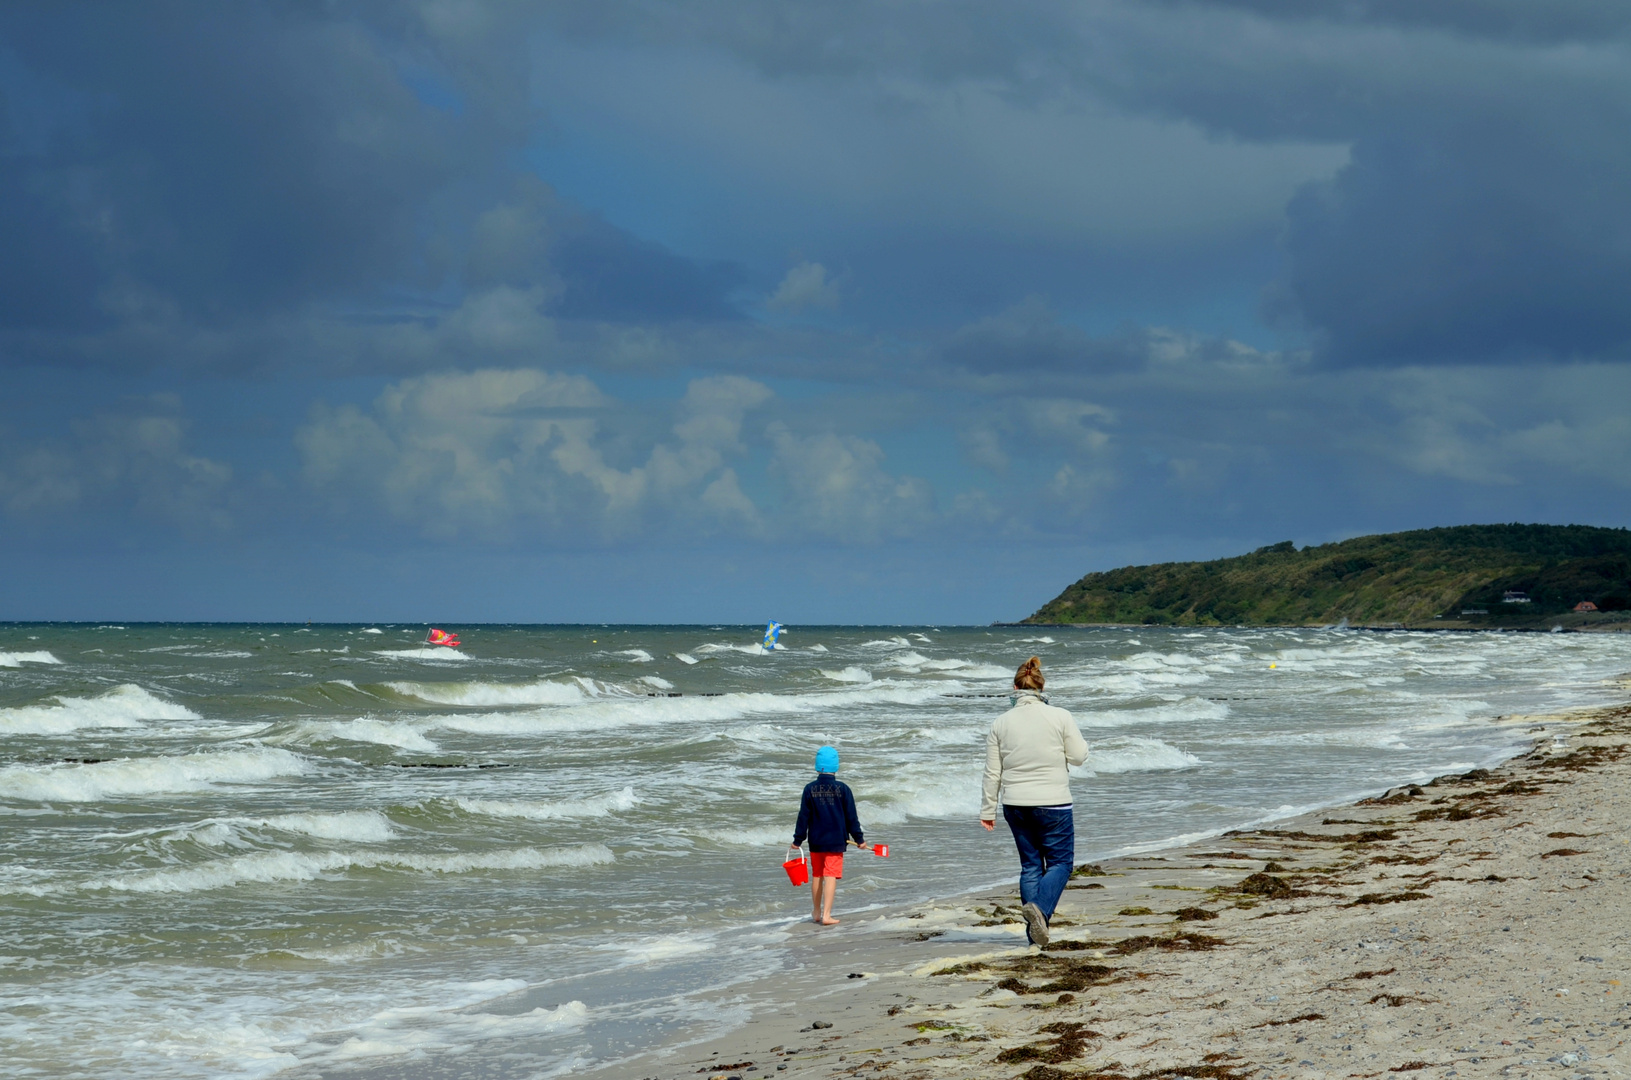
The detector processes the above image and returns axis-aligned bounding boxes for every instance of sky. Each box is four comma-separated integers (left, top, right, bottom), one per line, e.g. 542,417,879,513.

2,1,1629,624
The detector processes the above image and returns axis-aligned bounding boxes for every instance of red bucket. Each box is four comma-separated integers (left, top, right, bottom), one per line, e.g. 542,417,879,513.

783,848,809,887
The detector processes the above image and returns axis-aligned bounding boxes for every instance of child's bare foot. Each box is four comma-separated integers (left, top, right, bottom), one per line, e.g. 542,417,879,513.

819,916,840,925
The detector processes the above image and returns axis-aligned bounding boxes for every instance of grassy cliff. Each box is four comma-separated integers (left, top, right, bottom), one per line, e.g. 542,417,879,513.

1024,524,1631,628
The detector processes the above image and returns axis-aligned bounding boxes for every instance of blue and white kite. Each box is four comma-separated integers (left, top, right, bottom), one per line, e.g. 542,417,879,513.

761,621,785,651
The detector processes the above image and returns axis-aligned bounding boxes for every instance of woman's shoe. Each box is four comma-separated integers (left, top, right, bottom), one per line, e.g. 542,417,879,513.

1020,902,1049,947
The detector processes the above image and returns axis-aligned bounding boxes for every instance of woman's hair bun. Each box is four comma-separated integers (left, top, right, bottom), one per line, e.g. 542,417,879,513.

1014,655,1045,691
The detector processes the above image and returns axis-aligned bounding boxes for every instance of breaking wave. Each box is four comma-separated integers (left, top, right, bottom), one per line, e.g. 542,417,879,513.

0,684,198,735
386,679,584,708
1082,736,1201,775
272,718,439,753
77,843,614,895
0,748,311,802
451,786,639,822
0,650,63,667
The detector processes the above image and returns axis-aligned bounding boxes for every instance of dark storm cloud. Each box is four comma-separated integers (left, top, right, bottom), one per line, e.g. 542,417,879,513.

1179,0,1631,43
0,3,741,374
546,0,1631,369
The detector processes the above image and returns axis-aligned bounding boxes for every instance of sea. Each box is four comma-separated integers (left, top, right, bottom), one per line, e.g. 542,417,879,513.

3,623,1629,1078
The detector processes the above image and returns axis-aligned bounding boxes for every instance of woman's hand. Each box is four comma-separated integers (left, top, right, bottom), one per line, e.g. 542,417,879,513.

980,819,995,831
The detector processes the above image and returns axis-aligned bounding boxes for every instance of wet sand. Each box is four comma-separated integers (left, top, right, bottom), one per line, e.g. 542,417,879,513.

593,694,1631,1080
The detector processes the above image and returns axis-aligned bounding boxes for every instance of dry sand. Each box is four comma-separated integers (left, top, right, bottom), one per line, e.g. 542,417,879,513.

593,696,1631,1080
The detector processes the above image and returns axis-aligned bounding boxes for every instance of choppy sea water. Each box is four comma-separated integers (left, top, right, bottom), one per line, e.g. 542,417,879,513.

3,623,1629,1078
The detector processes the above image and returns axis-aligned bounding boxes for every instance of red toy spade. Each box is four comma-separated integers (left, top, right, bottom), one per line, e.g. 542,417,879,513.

851,841,889,858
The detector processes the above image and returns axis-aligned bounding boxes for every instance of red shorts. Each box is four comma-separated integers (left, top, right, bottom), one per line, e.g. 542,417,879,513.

809,851,844,879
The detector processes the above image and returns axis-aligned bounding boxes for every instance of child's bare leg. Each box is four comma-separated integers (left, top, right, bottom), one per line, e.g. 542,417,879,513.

810,875,823,923
818,876,840,925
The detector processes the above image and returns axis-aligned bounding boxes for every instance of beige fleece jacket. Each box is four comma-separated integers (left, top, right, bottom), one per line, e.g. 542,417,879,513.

980,690,1089,819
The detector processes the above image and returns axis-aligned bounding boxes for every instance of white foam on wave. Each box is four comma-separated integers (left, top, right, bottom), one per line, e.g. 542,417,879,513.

883,653,1011,678
0,683,198,735
386,678,584,707
274,717,439,753
373,648,470,661
1082,736,1201,775
0,747,309,803
0,650,63,667
674,652,699,665
807,643,829,653
822,666,873,683
452,786,639,822
1073,696,1229,729
641,675,674,690
617,649,654,662
694,641,767,655
708,823,795,847
329,996,588,1063
72,843,614,895
264,810,396,843
173,810,397,847
859,767,980,824
904,724,981,745
361,627,384,634
860,637,912,648
428,682,953,736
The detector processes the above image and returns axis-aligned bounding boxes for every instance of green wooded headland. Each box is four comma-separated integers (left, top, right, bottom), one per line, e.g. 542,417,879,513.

1023,524,1631,629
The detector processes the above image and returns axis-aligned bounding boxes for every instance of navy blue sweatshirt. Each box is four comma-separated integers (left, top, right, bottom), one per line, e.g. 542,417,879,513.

793,772,864,853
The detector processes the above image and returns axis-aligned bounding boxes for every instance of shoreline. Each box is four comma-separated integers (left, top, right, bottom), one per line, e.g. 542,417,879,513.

580,689,1631,1080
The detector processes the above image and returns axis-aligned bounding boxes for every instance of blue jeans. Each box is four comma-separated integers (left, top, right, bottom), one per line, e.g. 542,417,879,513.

1002,805,1075,923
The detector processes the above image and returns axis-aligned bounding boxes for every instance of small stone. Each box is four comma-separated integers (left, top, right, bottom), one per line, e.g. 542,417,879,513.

811,1020,833,1029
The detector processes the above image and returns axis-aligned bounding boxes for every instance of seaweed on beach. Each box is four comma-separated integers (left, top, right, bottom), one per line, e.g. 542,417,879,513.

1541,847,1588,858
1172,907,1219,921
1016,1065,1253,1080
1228,872,1309,899
1370,993,1435,1007
1530,743,1629,772
1044,938,1113,951
1252,1012,1324,1027
929,961,989,976
1368,852,1438,866
1255,827,1399,844
995,1022,1101,1064
1413,802,1502,822
1072,863,1113,877
1109,932,1225,954
1348,890,1431,906
994,956,1120,994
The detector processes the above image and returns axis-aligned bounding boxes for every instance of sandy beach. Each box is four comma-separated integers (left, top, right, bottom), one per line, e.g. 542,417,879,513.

590,691,1631,1080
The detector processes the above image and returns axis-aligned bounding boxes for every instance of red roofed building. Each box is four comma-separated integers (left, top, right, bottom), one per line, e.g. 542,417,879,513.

1574,601,1599,612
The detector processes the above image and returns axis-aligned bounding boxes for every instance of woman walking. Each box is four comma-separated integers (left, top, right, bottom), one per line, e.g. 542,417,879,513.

980,656,1089,947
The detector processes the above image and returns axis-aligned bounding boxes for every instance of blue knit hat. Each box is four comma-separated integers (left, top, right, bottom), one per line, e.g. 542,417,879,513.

814,745,840,773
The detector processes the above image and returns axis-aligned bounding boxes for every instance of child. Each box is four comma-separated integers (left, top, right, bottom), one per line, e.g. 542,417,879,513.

792,745,864,926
